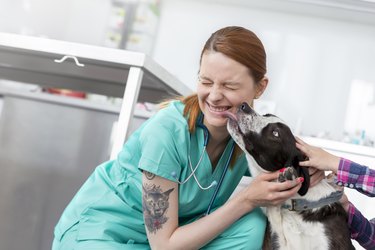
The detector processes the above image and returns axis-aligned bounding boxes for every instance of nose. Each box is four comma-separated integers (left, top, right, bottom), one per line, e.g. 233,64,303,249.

239,102,254,114
209,85,224,101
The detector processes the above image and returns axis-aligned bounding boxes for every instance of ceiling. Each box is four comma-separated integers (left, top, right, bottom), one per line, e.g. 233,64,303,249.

200,0,375,26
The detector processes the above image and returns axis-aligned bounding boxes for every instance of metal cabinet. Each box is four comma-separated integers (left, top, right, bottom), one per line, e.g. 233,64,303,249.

0,32,191,158
0,33,191,250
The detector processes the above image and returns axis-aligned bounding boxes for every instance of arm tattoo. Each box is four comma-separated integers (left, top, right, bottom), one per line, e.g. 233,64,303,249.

144,171,156,180
142,183,174,234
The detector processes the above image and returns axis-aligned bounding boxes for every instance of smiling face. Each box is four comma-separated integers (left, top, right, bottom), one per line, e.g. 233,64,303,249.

197,51,266,134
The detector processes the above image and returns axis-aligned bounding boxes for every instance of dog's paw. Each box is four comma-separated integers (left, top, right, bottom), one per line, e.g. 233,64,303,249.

278,167,298,182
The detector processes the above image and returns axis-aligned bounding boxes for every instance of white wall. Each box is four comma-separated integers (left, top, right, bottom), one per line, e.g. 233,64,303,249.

152,0,375,142
0,0,110,45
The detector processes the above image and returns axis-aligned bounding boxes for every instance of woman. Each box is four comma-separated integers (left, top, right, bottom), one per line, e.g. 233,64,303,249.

296,137,375,249
52,26,305,250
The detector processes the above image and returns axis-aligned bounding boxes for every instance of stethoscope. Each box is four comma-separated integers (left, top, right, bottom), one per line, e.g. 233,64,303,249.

171,114,235,216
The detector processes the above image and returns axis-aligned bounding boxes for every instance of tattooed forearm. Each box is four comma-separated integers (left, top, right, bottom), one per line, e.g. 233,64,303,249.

144,171,156,180
142,183,174,234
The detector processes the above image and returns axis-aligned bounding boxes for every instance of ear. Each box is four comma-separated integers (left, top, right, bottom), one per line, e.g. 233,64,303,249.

292,149,310,196
254,77,268,99
163,188,174,199
297,167,310,196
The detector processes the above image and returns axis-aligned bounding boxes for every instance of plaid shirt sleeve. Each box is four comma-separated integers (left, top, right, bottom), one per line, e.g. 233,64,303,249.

336,158,375,197
347,202,375,249
335,158,375,248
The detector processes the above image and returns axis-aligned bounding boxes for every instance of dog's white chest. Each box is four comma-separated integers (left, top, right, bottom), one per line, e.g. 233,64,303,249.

267,207,329,250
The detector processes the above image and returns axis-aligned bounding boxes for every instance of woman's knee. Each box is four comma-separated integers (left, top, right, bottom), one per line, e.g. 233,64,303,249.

236,208,267,244
202,208,267,250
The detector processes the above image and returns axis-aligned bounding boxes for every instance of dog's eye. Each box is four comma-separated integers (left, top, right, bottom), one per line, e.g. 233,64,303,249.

272,130,279,137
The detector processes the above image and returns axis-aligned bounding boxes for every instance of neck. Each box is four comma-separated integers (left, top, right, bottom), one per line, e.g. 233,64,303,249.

204,126,230,169
202,117,231,149
206,126,230,148
210,133,230,148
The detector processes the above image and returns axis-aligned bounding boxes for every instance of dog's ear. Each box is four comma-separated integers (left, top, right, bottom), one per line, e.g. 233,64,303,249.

296,166,310,196
292,149,310,196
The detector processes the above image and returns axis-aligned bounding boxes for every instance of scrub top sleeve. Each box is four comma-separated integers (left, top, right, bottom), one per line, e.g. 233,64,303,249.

138,122,182,183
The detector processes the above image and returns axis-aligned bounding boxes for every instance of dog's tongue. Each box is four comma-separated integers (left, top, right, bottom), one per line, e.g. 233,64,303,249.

221,110,238,122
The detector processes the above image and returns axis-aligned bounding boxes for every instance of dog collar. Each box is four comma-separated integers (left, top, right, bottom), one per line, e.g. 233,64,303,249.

281,190,343,212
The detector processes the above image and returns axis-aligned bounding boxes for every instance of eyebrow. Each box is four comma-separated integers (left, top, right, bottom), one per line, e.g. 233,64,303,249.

198,75,212,81
199,75,241,85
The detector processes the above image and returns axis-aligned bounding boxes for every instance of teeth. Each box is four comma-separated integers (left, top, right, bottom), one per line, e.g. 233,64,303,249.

208,103,230,112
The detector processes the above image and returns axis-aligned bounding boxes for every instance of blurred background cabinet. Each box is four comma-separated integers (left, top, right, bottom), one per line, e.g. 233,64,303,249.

0,33,191,250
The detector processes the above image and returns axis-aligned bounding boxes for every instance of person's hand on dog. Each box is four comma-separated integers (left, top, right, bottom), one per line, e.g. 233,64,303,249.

339,193,350,213
295,137,340,173
307,167,325,187
238,171,303,210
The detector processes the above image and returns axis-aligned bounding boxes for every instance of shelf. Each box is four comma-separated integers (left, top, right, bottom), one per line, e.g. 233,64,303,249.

0,32,191,103
0,32,192,159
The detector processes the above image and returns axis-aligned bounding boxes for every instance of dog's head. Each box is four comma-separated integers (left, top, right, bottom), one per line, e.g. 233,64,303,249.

224,102,310,196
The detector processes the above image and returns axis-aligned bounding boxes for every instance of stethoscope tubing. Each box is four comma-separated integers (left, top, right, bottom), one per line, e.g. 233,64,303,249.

204,142,235,216
173,113,235,216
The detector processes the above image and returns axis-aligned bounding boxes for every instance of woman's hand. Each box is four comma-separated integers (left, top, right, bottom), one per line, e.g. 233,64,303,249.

239,171,303,210
307,167,326,187
296,137,340,173
340,193,350,213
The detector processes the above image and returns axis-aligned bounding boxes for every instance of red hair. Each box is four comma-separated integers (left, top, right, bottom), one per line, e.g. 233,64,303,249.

201,26,266,83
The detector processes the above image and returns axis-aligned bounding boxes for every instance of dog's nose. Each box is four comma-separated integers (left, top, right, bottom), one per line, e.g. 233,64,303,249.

240,102,253,114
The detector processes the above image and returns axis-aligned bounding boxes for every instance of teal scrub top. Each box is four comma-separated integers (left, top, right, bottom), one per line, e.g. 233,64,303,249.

54,100,252,245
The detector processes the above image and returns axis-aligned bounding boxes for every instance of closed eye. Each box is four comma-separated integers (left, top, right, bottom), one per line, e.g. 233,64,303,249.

198,75,213,85
224,85,238,90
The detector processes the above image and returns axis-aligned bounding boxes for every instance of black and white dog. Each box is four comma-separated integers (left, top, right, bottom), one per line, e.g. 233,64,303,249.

225,102,354,250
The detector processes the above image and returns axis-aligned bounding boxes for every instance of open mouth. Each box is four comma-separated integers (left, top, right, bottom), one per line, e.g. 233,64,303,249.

206,102,232,113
